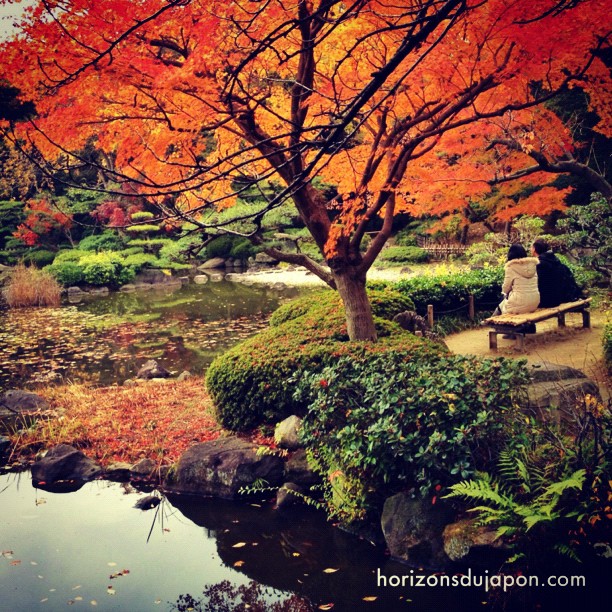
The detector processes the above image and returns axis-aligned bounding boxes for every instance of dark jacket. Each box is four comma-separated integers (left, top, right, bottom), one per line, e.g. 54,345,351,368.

536,251,582,308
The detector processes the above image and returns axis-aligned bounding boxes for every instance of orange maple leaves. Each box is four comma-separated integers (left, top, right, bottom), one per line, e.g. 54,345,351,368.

0,0,610,250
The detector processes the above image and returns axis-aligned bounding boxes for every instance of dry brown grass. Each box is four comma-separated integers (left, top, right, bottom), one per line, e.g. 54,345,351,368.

3,262,61,308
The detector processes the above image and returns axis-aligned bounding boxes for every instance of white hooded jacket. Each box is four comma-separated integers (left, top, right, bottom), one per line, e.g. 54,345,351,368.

500,257,540,314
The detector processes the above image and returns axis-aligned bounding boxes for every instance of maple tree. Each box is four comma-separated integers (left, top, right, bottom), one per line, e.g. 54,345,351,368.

0,0,610,339
13,197,73,247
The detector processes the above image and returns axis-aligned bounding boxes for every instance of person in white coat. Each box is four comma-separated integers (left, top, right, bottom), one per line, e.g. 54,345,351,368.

498,244,540,314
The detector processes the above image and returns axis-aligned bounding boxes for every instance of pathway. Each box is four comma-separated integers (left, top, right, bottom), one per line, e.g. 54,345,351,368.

444,309,610,398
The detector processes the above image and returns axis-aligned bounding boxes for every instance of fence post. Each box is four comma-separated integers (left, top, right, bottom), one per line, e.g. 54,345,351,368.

468,294,475,320
427,304,434,328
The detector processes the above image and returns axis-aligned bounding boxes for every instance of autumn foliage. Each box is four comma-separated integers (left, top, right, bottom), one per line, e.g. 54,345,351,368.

8,377,274,467
0,0,610,339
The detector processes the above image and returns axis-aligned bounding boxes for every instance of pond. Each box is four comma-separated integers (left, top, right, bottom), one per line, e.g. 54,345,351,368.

1,471,609,612
0,279,305,389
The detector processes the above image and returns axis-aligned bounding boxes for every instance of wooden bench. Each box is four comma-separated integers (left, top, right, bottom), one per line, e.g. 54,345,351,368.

484,298,592,351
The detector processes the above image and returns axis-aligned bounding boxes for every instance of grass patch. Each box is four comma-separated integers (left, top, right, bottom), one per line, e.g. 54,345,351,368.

7,377,274,468
3,263,61,308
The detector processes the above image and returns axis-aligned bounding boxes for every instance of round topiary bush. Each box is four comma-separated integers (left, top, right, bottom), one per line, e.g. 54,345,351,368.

206,288,427,431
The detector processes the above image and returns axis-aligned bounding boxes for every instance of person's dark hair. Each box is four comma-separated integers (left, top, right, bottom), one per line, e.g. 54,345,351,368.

507,243,527,261
532,239,550,255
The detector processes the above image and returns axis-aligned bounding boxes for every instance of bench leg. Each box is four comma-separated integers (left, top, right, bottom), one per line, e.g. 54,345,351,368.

515,334,525,351
582,309,591,328
557,313,566,327
489,331,498,351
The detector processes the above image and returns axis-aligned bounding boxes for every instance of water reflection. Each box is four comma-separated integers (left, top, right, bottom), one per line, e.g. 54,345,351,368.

1,471,609,612
0,280,304,389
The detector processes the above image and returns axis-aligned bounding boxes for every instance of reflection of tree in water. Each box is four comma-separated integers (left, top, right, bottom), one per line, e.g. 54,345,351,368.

171,580,314,612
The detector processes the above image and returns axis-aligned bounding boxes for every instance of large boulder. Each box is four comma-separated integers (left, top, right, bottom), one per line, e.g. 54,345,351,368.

274,415,303,450
284,449,320,487
136,360,170,380
198,257,226,270
442,518,504,562
169,436,284,499
31,444,102,485
381,493,454,567
0,390,51,430
527,361,600,426
254,252,278,265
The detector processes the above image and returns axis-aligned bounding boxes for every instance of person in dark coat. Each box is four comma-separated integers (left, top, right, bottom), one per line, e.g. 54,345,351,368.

531,239,582,308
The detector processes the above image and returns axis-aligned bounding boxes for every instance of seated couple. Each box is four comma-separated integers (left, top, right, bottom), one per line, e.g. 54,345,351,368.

494,239,582,317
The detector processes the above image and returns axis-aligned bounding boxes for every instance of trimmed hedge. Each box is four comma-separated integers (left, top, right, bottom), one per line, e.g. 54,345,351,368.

390,265,504,315
206,288,428,431
379,245,430,263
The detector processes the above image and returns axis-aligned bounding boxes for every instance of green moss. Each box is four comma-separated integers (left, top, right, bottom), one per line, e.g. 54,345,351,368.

206,287,428,431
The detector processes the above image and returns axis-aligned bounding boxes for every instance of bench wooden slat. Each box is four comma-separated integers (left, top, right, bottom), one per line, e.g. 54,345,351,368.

484,298,591,327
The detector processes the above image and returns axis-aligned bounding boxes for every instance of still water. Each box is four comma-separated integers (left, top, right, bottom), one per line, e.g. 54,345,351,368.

0,280,303,389
1,472,609,612
0,471,477,612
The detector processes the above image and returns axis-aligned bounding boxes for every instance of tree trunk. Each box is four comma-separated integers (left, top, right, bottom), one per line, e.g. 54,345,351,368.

334,272,377,341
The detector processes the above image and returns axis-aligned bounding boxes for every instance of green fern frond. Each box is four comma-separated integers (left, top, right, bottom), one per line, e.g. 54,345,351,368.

541,469,586,498
553,543,581,563
445,478,515,509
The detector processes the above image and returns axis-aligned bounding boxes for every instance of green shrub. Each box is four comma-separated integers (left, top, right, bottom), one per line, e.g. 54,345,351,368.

270,287,415,328
45,261,84,286
159,235,203,263
394,228,419,247
78,231,125,252
229,238,257,260
79,252,135,287
23,249,55,267
124,224,161,233
118,246,145,256
207,288,423,431
53,249,88,263
130,211,155,221
379,245,430,263
392,265,504,315
122,252,160,272
464,240,506,268
296,353,529,520
604,322,612,374
205,235,236,259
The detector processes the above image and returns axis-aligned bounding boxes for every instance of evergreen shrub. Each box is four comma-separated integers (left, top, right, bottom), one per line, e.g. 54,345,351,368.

79,252,135,286
604,322,612,374
78,231,125,252
391,265,504,314
23,249,55,267
45,261,84,286
296,352,530,520
379,245,430,263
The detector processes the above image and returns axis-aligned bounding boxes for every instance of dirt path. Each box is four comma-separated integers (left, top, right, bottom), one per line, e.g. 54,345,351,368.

445,309,610,397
